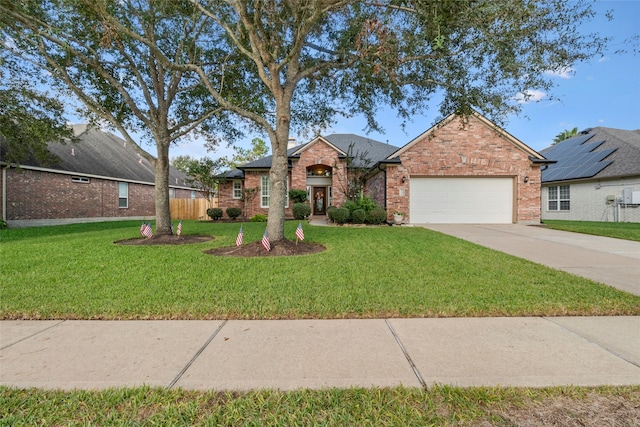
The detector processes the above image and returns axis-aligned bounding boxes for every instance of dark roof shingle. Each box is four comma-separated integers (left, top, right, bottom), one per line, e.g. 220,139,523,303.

541,127,640,183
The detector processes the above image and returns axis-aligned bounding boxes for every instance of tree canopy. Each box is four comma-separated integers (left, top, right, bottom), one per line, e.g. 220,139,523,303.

0,0,240,234
176,0,608,240
1,0,609,240
553,127,579,144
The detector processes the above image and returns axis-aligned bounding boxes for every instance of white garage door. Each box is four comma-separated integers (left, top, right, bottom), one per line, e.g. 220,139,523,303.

410,177,514,223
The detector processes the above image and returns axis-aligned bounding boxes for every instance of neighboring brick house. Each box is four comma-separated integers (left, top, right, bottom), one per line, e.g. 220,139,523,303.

540,127,640,222
1,125,203,227
219,112,550,224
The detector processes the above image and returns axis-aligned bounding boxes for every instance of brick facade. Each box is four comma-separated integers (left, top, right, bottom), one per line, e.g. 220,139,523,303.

387,115,541,223
218,114,543,224
1,167,202,225
219,139,354,218
3,168,155,221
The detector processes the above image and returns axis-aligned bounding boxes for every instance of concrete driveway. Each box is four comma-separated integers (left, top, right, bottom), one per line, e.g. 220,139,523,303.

421,224,640,296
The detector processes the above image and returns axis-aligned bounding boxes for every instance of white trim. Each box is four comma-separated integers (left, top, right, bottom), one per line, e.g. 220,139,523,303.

118,182,129,208
261,175,270,208
232,180,242,199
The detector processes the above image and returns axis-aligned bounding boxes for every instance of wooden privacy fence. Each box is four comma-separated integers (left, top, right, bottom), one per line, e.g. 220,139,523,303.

170,198,215,220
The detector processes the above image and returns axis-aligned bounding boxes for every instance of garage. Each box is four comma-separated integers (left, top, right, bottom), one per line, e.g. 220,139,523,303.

409,177,514,223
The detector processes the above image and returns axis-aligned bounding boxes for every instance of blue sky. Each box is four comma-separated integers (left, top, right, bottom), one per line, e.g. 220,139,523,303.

172,1,640,159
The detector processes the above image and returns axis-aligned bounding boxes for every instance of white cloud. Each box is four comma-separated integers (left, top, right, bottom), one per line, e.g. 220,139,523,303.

598,56,610,63
515,89,547,104
544,66,575,79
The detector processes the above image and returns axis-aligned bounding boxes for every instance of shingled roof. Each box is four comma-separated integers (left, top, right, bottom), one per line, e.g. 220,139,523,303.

16,125,193,188
541,127,640,183
233,133,400,174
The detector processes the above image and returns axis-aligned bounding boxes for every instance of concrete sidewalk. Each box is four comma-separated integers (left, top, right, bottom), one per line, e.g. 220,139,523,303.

422,224,640,296
1,317,639,390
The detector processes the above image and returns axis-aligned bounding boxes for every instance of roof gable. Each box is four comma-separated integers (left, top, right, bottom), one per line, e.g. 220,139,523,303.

388,111,545,160
239,133,400,170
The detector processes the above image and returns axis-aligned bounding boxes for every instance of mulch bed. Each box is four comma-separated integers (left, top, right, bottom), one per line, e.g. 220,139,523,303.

115,235,325,257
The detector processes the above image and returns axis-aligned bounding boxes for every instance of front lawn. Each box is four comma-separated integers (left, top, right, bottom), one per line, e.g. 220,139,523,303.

543,220,640,241
1,220,638,319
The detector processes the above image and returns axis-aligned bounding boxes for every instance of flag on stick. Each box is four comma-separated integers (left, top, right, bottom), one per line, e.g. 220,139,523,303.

142,222,153,238
140,221,146,236
261,229,271,252
177,220,182,236
236,225,244,246
295,221,305,242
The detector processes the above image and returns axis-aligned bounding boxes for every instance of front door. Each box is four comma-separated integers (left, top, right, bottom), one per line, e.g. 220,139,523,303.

313,187,326,215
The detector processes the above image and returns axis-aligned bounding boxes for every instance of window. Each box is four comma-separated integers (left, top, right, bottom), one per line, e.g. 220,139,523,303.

72,176,90,183
260,176,289,208
169,188,175,199
261,176,270,207
118,182,128,208
190,190,196,199
548,185,570,210
233,180,242,199
328,186,333,207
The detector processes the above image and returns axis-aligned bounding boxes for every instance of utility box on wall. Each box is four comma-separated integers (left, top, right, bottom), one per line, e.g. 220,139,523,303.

622,187,640,204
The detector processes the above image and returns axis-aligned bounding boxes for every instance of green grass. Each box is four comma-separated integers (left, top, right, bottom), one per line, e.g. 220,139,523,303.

2,385,638,426
543,220,640,241
1,220,639,319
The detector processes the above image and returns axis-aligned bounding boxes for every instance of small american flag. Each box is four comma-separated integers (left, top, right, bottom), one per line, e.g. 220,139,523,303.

296,222,304,241
142,222,153,238
236,225,244,246
261,229,271,252
177,220,182,236
140,221,146,236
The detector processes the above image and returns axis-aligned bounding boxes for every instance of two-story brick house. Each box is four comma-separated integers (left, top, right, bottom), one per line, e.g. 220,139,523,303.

219,112,550,224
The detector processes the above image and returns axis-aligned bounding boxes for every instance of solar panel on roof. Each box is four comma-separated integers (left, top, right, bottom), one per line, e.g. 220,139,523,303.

542,133,616,182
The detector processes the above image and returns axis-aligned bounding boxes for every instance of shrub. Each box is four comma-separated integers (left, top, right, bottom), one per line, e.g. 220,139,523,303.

206,208,223,220
250,214,267,222
351,208,366,224
333,207,350,225
326,205,337,222
226,207,242,219
289,189,308,203
342,199,358,214
356,196,378,213
293,203,311,220
367,208,387,225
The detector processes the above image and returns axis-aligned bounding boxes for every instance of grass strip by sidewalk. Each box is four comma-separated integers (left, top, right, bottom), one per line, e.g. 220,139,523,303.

2,221,638,319
543,220,640,241
2,385,638,426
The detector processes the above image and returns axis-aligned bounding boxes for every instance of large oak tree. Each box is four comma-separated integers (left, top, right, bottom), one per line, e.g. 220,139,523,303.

0,0,241,235
180,0,607,240
2,0,608,240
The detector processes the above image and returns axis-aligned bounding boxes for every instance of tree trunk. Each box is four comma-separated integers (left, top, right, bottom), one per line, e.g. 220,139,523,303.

265,103,292,241
154,139,172,236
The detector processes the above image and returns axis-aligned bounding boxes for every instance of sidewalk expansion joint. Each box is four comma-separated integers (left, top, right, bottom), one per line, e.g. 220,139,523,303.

0,320,66,350
166,320,228,390
543,317,640,370
385,319,427,388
